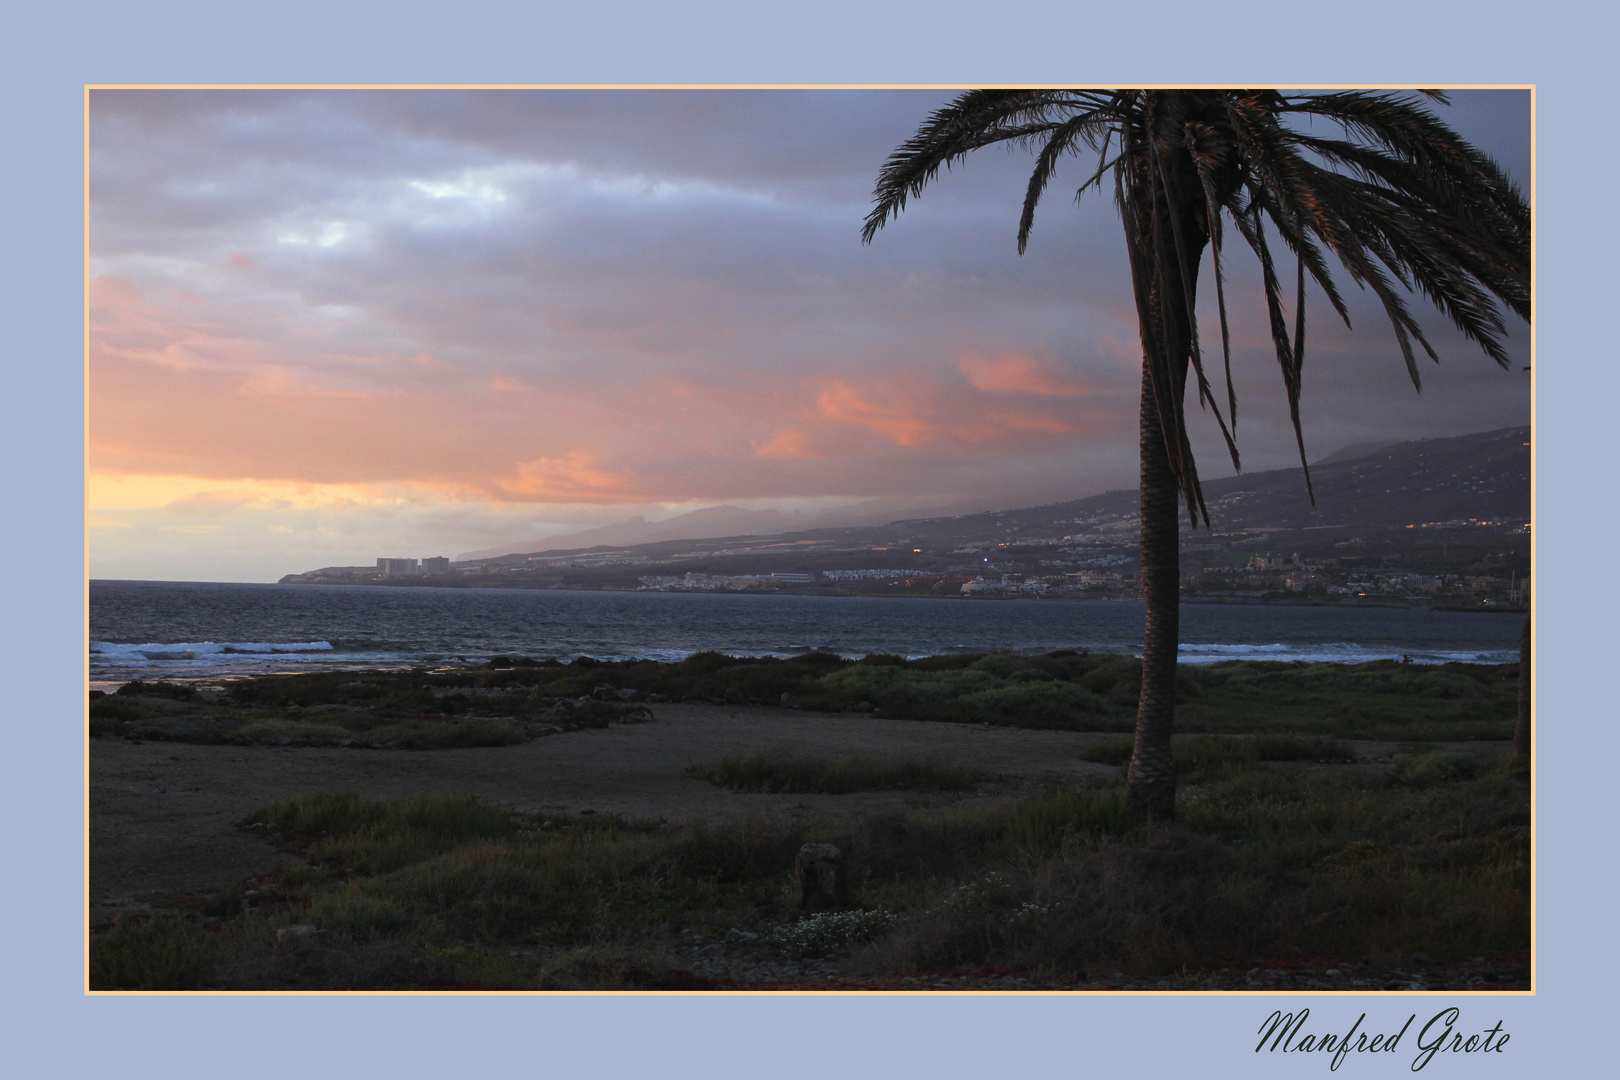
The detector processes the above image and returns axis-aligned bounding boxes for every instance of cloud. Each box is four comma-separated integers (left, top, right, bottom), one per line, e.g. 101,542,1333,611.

87,89,1532,579
162,491,254,515
492,453,648,502
957,350,1093,396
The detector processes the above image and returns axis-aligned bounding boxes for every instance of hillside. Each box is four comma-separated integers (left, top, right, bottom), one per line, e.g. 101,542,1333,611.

967,425,1530,535
283,426,1529,594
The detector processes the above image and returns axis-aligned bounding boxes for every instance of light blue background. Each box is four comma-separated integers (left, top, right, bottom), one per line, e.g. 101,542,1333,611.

10,1,1608,1076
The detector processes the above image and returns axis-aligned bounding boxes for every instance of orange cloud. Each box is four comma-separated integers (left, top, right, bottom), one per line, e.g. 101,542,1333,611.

86,276,1132,510
814,380,935,447
807,374,1090,453
957,350,1093,397
492,453,648,502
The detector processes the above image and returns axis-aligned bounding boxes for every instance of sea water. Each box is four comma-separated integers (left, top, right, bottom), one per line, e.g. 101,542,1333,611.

87,580,1525,689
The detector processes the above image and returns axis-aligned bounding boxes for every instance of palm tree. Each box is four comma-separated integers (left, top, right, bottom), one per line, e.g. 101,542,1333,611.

863,90,1530,820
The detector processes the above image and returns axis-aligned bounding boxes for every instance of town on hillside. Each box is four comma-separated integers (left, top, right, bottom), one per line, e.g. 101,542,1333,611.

281,427,1530,613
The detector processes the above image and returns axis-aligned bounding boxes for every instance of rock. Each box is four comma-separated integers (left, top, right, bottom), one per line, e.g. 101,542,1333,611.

723,687,746,704
615,688,640,701
276,924,321,946
794,843,847,913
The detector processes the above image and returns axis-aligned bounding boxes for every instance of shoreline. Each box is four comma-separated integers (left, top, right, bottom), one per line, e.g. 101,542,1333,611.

274,577,1528,614
89,645,1523,690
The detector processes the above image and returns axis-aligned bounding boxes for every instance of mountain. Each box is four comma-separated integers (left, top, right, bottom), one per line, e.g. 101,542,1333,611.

1203,425,1529,529
459,506,801,561
452,426,1528,563
1312,439,1398,466
457,498,967,562
292,426,1529,585
867,426,1529,544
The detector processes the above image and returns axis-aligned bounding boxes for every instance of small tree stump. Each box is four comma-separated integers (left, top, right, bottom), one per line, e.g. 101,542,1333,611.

794,843,847,913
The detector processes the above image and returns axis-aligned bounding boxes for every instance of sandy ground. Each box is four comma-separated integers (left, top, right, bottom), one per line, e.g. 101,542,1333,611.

89,703,1123,925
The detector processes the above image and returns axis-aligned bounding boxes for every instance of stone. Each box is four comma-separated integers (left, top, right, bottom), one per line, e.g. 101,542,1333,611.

276,924,321,946
794,843,848,913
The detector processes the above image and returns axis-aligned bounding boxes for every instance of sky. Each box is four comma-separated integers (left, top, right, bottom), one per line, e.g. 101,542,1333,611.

88,89,1532,583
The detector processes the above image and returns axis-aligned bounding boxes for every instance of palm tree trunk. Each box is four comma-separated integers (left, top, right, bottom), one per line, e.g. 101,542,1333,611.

1127,357,1181,820
1120,136,1206,822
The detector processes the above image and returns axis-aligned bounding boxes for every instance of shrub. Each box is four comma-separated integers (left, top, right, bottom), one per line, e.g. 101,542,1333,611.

114,680,195,699
1397,751,1483,788
90,915,221,990
90,697,144,722
769,910,898,956
1081,735,1354,779
688,752,991,794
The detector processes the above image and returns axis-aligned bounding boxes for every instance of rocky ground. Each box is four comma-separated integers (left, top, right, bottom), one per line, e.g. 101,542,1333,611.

89,700,1529,992
89,702,1119,926
670,950,1532,992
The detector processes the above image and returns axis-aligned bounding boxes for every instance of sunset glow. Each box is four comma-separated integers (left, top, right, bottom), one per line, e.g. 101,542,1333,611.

89,89,1531,581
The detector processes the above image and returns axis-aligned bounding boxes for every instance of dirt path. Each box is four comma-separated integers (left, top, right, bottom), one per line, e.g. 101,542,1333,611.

90,704,1123,925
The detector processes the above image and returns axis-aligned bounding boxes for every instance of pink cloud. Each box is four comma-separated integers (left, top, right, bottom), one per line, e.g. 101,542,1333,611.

956,350,1093,397
88,275,1139,507
492,453,648,502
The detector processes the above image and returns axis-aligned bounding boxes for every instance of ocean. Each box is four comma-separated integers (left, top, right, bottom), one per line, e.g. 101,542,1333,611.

87,580,1526,690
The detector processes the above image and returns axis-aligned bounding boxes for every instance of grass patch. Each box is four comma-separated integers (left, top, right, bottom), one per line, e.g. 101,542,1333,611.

1080,734,1356,781
687,752,993,794
108,652,1516,745
93,743,1526,989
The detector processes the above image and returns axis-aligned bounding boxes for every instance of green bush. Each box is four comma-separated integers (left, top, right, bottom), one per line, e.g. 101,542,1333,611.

114,679,196,699
90,697,144,722
1397,750,1483,788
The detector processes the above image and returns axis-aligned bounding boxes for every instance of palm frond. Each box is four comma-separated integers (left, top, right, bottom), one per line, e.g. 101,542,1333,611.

864,87,1530,517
